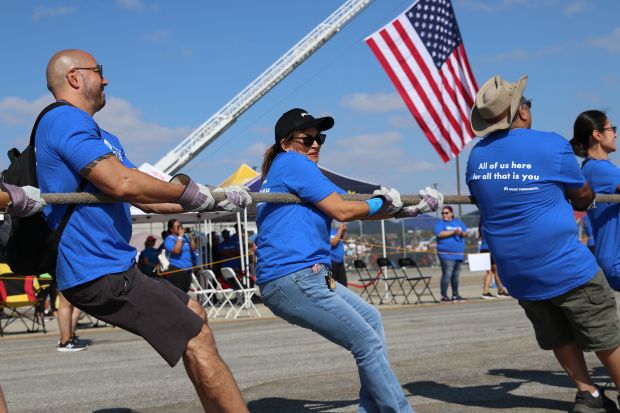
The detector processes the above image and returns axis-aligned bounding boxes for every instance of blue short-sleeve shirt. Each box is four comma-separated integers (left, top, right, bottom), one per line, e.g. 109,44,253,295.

330,228,345,263
466,128,597,300
583,159,620,288
255,151,344,284
36,105,136,290
164,234,193,269
434,219,467,261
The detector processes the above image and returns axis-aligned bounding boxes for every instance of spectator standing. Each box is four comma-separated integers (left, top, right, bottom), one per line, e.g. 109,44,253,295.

138,235,158,277
467,75,620,411
218,229,241,274
330,222,348,286
478,222,509,299
163,219,195,292
56,292,86,351
434,205,468,303
570,110,620,290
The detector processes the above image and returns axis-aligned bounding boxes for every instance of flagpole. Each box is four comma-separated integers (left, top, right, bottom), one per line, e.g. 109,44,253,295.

455,154,463,218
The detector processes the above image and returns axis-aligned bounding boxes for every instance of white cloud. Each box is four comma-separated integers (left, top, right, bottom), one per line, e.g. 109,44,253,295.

588,27,620,53
141,30,170,43
32,6,77,20
340,93,405,113
484,44,566,63
117,0,145,10
0,95,53,126
564,1,587,16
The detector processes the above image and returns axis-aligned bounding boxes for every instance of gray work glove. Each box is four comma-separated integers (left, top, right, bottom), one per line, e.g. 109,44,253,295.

395,187,444,218
371,186,404,216
170,174,216,212
213,185,253,213
1,183,47,217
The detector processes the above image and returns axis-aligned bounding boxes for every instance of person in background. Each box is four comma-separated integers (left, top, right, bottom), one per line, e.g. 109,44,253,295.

56,292,86,351
468,76,620,411
163,219,195,293
478,222,509,299
434,205,468,303
582,214,595,254
138,235,158,277
219,229,241,274
330,222,348,286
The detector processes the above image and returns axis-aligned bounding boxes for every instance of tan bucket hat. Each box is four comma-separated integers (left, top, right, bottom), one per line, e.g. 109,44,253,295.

470,75,528,137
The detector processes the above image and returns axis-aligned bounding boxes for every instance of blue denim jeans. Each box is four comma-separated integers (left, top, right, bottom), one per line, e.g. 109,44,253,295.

260,265,414,413
439,258,462,298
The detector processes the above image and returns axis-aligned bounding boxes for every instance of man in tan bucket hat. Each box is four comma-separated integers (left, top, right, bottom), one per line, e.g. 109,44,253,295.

466,75,620,412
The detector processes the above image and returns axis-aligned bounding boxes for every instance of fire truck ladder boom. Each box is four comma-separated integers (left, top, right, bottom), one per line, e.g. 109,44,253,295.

154,0,373,174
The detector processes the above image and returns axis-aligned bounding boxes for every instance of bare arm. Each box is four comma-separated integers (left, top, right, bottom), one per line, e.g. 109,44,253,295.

329,225,346,247
132,202,184,214
315,192,371,222
566,182,595,211
80,154,185,203
0,192,10,210
437,230,457,239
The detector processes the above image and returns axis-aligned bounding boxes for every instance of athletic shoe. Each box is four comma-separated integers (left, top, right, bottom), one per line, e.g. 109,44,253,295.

497,290,510,298
57,340,87,352
481,292,496,300
452,295,466,302
572,388,617,413
440,296,452,304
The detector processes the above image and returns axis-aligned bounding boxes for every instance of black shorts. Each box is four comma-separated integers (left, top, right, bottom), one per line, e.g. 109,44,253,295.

62,265,204,366
331,261,348,286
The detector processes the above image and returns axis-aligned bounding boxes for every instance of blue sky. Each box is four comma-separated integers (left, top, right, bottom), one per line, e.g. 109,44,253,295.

1,0,619,200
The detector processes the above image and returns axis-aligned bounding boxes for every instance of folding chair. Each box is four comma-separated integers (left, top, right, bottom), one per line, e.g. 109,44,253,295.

353,260,383,305
376,257,411,304
0,273,46,336
398,257,438,304
193,269,236,319
221,267,261,319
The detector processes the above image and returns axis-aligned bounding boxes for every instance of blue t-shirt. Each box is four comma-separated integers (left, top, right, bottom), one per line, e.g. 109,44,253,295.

138,247,159,276
466,128,597,300
219,235,241,269
582,159,620,288
582,214,595,248
36,105,136,290
164,234,193,269
434,219,467,261
330,228,345,263
255,151,344,284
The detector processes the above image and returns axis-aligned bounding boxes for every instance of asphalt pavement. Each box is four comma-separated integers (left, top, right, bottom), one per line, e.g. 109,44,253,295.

1,268,617,413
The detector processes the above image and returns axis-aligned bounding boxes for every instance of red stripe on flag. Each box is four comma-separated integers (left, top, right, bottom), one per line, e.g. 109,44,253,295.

366,36,450,162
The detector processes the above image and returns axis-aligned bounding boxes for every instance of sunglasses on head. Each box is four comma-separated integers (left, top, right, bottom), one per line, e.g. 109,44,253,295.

293,133,326,147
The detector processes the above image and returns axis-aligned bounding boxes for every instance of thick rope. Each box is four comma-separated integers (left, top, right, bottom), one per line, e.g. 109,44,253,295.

41,192,619,207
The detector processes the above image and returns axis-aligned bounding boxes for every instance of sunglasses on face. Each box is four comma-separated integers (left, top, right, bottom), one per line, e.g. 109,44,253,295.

72,64,104,78
600,125,617,133
441,211,451,215
293,133,326,147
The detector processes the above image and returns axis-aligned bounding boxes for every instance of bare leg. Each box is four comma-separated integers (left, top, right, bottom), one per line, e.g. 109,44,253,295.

70,307,80,336
183,298,248,413
57,293,72,344
482,270,492,294
595,346,620,390
493,265,506,293
553,341,597,393
0,385,8,413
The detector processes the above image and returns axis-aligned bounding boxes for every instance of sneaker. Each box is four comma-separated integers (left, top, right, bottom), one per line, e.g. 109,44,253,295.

481,292,496,300
440,296,452,304
70,335,87,347
452,295,467,302
497,289,510,298
572,388,617,413
57,340,87,352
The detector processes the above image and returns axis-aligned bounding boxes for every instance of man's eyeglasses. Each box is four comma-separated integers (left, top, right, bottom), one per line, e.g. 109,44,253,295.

293,133,326,147
521,99,532,109
600,125,617,133
72,64,103,77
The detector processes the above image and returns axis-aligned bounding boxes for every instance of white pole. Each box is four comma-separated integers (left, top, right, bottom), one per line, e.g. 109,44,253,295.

207,219,212,269
236,212,246,277
244,208,250,284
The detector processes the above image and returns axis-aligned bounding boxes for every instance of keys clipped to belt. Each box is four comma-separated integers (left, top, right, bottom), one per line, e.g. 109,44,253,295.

325,267,337,291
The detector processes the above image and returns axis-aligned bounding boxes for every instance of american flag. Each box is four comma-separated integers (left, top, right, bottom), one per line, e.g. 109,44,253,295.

365,0,478,162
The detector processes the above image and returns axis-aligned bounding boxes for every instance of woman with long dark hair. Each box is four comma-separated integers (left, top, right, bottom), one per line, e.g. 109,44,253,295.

570,110,620,290
255,108,443,412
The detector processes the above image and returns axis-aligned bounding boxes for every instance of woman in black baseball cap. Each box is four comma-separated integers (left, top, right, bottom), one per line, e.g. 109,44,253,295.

254,108,442,412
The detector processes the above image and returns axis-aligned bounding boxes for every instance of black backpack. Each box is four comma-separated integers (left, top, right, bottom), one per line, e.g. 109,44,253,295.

1,101,86,276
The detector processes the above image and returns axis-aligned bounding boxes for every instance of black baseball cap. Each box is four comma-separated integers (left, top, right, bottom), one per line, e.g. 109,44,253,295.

274,108,334,146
